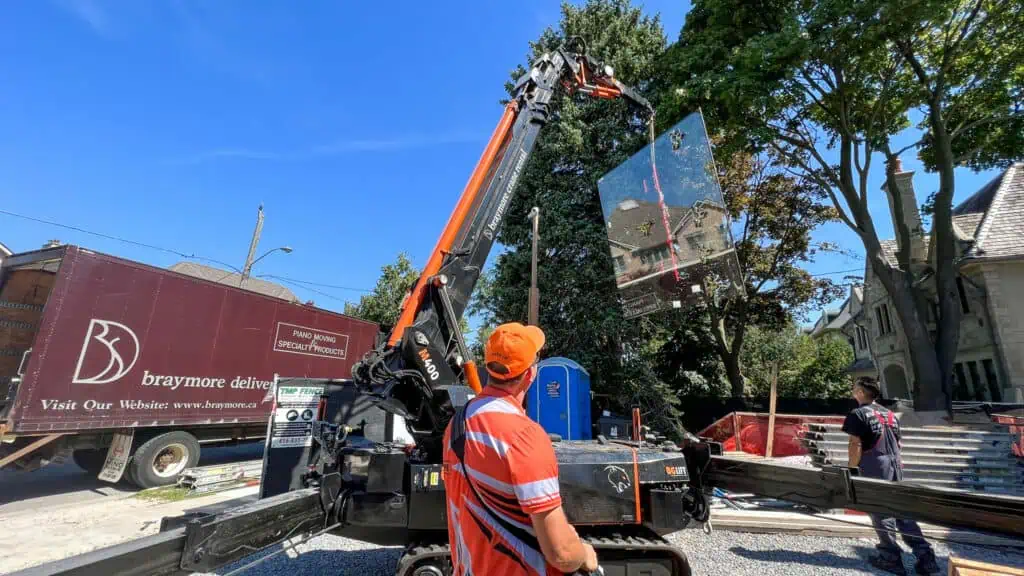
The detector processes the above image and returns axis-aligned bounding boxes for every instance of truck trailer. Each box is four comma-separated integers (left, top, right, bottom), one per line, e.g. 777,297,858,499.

0,244,378,488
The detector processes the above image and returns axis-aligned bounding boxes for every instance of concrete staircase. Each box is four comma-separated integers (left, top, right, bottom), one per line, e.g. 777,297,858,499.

801,423,1024,496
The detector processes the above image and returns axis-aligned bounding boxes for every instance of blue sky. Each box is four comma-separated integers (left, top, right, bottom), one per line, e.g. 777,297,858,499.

0,0,1003,328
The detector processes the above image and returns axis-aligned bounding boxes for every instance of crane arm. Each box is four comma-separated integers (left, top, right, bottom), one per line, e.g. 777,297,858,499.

351,44,653,454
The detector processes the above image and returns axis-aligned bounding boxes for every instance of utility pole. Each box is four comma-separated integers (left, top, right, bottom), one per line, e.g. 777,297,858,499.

527,207,540,326
241,204,265,286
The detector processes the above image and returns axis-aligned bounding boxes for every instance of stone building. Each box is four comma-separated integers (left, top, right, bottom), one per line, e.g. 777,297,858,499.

606,198,732,286
819,162,1024,403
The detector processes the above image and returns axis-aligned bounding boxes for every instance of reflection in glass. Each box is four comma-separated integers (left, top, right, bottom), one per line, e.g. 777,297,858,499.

598,111,742,319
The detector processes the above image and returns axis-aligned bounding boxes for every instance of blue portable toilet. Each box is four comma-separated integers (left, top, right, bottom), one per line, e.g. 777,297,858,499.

526,357,592,440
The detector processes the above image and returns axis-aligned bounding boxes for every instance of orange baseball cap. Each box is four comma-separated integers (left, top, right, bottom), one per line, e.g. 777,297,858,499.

484,322,546,381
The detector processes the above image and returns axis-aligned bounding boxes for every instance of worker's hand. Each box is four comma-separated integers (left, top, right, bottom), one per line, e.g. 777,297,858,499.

580,542,599,573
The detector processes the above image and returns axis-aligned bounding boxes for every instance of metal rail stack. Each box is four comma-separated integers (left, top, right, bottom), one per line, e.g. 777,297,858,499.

176,460,263,495
801,423,1024,496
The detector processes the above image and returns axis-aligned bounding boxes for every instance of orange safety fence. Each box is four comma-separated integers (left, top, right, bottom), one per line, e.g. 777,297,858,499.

701,410,1024,458
991,414,1024,458
699,412,844,457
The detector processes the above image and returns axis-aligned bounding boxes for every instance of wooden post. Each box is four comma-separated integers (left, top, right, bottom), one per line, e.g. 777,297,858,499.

731,412,742,453
766,361,779,458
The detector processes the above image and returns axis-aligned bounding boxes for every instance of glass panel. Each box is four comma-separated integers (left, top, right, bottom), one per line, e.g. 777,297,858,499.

597,111,742,319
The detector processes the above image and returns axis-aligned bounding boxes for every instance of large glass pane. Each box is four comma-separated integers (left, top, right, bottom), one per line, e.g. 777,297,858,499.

597,111,742,319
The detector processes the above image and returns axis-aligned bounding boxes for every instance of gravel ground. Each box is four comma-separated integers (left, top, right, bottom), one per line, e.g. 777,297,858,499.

196,529,1024,576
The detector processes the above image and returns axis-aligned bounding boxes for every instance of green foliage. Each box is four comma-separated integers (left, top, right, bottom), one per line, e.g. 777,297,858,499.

689,150,845,396
666,0,1023,411
347,253,473,336
467,269,497,359
344,252,419,329
740,325,853,399
883,0,1024,172
475,0,709,436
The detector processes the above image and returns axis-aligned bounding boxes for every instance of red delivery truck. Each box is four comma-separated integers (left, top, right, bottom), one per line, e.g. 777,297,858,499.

0,245,378,488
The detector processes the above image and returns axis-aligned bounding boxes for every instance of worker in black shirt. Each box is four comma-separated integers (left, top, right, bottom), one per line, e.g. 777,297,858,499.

843,376,940,576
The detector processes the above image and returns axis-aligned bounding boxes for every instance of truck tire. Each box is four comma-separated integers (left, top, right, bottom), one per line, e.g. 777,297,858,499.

72,449,106,475
129,431,200,489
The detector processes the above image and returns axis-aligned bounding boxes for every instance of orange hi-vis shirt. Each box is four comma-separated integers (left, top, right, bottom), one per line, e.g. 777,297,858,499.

442,386,563,576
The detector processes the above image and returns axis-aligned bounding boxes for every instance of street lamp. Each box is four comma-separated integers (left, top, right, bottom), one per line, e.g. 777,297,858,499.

241,246,293,285
526,207,540,326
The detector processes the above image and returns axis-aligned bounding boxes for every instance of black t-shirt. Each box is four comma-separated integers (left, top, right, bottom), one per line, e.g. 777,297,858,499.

842,403,899,451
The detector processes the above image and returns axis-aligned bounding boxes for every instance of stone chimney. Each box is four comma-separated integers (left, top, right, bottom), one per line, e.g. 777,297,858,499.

882,158,927,264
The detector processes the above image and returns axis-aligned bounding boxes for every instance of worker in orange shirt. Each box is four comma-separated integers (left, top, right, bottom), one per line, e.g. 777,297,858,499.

443,322,600,575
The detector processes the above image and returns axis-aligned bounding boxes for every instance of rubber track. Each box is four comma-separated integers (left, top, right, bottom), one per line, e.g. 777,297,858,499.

581,532,692,576
395,532,691,576
395,543,451,576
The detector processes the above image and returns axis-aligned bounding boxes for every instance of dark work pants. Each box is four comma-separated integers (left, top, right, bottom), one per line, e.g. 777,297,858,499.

869,514,934,560
861,454,935,561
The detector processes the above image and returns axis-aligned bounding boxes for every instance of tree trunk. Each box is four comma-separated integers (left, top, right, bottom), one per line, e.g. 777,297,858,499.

707,294,747,398
869,251,948,411
723,350,745,397
927,98,961,415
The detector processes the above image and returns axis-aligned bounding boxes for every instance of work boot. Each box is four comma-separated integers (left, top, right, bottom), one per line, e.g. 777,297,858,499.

914,554,941,575
869,554,908,575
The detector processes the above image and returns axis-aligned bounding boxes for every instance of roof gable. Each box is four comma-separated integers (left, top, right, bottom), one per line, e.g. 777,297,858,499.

168,262,299,302
968,162,1024,260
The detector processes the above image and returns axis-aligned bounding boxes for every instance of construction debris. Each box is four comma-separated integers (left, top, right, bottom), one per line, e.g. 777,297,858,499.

176,460,263,495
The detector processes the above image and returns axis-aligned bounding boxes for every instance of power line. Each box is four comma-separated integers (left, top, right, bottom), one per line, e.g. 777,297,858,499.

258,274,372,293
0,208,372,295
270,276,354,304
811,268,863,277
0,208,194,259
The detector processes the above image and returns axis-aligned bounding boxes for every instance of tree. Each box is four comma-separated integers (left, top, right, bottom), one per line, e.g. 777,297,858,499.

467,269,497,359
345,252,471,334
344,252,419,328
677,149,844,397
741,325,854,399
667,0,1023,413
476,0,698,436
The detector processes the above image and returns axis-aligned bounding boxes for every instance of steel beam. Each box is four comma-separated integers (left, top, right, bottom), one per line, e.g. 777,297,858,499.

705,456,1024,539
8,488,324,576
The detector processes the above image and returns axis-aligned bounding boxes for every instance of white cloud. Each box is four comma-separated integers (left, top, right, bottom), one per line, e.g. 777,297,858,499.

58,0,110,37
166,131,487,166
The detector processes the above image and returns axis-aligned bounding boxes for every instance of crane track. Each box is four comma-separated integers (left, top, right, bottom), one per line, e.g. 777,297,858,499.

396,529,692,576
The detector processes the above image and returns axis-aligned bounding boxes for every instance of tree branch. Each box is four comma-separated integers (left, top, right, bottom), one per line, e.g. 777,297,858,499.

797,68,844,128
854,137,863,175
859,138,873,205
833,63,852,136
945,0,986,70
950,113,1024,140
770,142,860,235
954,144,987,165
897,39,933,94
892,137,926,158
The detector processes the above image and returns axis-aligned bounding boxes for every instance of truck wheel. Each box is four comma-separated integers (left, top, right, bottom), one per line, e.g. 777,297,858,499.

130,431,200,489
72,450,106,475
